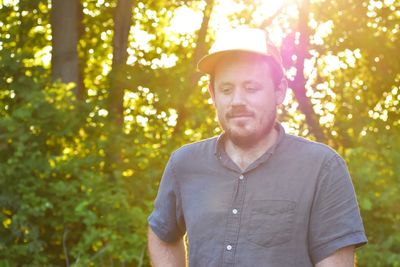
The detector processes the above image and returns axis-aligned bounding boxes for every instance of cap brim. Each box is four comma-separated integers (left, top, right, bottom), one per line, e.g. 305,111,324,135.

197,50,271,74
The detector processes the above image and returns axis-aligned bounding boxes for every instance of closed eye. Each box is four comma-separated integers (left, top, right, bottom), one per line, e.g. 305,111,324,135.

219,85,233,94
244,85,261,92
243,81,262,92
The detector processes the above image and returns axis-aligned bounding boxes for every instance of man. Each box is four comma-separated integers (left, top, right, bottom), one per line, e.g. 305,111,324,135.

148,28,367,266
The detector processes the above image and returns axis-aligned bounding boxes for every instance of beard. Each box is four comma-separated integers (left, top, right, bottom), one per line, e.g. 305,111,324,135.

219,107,277,149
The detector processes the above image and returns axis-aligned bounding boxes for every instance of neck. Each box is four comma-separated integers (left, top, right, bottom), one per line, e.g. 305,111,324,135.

224,127,278,171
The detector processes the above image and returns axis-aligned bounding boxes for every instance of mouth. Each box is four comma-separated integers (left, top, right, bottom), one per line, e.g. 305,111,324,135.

230,114,252,118
227,113,254,119
226,107,254,120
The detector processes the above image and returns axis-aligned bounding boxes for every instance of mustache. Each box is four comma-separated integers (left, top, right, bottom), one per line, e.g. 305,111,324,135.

226,106,254,118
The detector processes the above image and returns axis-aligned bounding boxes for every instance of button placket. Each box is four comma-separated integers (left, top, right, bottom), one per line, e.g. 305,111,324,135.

222,173,247,266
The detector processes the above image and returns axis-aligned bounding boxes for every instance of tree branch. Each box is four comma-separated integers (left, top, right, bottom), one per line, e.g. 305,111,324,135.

260,3,286,29
171,0,215,139
63,226,70,267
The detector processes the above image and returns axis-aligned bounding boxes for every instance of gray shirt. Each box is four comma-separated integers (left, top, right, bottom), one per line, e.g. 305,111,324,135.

148,123,367,266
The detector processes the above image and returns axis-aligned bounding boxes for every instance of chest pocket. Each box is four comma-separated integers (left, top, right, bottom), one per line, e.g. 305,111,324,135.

246,200,296,248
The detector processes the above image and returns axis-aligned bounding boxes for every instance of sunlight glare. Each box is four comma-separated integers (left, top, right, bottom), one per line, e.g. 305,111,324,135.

1,0,19,7
311,20,334,45
151,53,178,69
211,0,296,45
167,109,178,127
210,0,247,30
251,0,287,23
129,26,155,52
168,6,203,35
34,45,52,67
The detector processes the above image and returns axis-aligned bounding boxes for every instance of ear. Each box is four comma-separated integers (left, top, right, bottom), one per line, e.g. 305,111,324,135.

275,78,287,106
208,84,216,104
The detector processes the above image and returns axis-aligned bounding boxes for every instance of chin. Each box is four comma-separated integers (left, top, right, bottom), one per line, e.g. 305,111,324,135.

227,131,261,148
225,122,275,149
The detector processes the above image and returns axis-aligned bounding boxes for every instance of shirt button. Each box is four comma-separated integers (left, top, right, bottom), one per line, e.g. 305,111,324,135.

232,209,238,215
239,175,244,180
226,245,232,251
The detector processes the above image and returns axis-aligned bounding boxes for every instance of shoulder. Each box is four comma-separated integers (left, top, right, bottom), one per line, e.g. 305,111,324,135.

171,136,219,163
280,133,345,166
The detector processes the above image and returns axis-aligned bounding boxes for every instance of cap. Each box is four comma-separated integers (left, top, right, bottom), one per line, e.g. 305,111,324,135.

197,28,283,75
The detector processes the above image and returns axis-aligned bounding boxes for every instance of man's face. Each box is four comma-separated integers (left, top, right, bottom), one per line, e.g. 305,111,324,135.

210,54,286,148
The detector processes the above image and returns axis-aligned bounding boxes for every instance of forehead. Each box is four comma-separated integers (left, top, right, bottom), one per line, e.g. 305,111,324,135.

213,53,273,82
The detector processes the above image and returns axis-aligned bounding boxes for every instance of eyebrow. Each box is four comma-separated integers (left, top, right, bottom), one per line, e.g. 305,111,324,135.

243,80,260,86
217,82,233,88
217,80,259,86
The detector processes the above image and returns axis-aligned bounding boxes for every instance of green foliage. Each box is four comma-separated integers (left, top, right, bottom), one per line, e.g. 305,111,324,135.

346,129,400,266
0,0,399,266
0,77,149,265
310,0,400,264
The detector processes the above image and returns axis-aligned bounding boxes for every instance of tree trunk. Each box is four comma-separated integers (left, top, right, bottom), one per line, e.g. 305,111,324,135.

105,0,135,174
289,0,326,142
77,0,86,100
51,0,82,98
109,0,134,126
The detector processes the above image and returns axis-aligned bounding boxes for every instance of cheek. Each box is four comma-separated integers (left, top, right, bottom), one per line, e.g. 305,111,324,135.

254,92,276,107
213,102,224,116
214,98,229,112
255,102,276,118
216,108,226,120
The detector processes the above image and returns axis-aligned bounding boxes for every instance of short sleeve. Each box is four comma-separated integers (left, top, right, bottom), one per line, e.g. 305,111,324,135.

148,152,186,242
309,154,367,264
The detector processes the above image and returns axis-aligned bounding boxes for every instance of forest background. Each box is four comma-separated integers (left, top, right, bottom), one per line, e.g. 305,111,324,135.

0,0,399,266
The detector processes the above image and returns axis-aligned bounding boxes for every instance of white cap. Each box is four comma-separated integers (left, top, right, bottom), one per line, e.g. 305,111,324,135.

197,28,283,75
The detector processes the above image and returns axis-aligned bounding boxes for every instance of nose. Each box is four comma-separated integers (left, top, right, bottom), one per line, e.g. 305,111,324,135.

231,89,246,106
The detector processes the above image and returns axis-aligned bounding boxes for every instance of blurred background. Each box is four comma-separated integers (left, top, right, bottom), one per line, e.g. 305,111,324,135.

0,0,399,266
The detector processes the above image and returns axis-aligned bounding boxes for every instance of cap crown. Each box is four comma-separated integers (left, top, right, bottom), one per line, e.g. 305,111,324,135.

197,28,283,74
210,28,269,55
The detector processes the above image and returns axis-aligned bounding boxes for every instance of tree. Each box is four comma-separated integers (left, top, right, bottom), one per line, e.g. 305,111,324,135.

0,0,399,266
